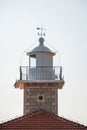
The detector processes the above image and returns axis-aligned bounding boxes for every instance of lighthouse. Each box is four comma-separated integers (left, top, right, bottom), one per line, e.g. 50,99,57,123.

14,27,64,115
1,28,87,130
1,28,86,130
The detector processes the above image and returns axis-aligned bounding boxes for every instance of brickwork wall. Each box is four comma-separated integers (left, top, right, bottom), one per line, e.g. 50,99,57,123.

24,83,58,115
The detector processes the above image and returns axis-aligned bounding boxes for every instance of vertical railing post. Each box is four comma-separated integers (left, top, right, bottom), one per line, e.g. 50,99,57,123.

59,66,62,80
20,66,22,80
26,66,28,80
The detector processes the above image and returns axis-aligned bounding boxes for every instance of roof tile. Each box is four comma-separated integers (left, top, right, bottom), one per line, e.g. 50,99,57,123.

0,111,87,130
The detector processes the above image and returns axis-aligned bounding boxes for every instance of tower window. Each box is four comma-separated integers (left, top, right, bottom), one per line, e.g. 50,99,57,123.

29,54,36,67
39,95,43,100
37,94,45,102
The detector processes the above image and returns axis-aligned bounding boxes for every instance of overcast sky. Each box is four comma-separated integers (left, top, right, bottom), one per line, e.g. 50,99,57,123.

0,0,87,125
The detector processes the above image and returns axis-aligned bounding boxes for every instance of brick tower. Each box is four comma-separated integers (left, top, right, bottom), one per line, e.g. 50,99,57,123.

14,27,64,115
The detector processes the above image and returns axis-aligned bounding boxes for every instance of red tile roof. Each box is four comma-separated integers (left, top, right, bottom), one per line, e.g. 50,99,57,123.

0,111,87,130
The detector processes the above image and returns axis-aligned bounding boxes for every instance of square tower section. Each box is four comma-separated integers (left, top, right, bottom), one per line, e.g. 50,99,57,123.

24,82,58,115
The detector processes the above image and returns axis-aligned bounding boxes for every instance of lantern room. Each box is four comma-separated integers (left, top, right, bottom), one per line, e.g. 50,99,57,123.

14,28,64,89
27,37,55,67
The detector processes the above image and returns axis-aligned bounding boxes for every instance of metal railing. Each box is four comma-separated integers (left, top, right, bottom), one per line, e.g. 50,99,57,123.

20,66,63,80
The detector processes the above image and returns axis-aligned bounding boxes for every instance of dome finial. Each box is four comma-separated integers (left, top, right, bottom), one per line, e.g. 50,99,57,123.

39,37,44,45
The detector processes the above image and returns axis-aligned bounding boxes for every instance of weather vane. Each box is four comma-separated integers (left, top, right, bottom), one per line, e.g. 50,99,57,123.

37,27,46,37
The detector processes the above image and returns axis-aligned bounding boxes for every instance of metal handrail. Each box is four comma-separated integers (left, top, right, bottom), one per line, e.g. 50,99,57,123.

20,66,62,80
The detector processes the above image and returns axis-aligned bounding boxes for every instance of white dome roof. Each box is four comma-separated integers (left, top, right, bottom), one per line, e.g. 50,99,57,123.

26,37,55,55
33,43,51,52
